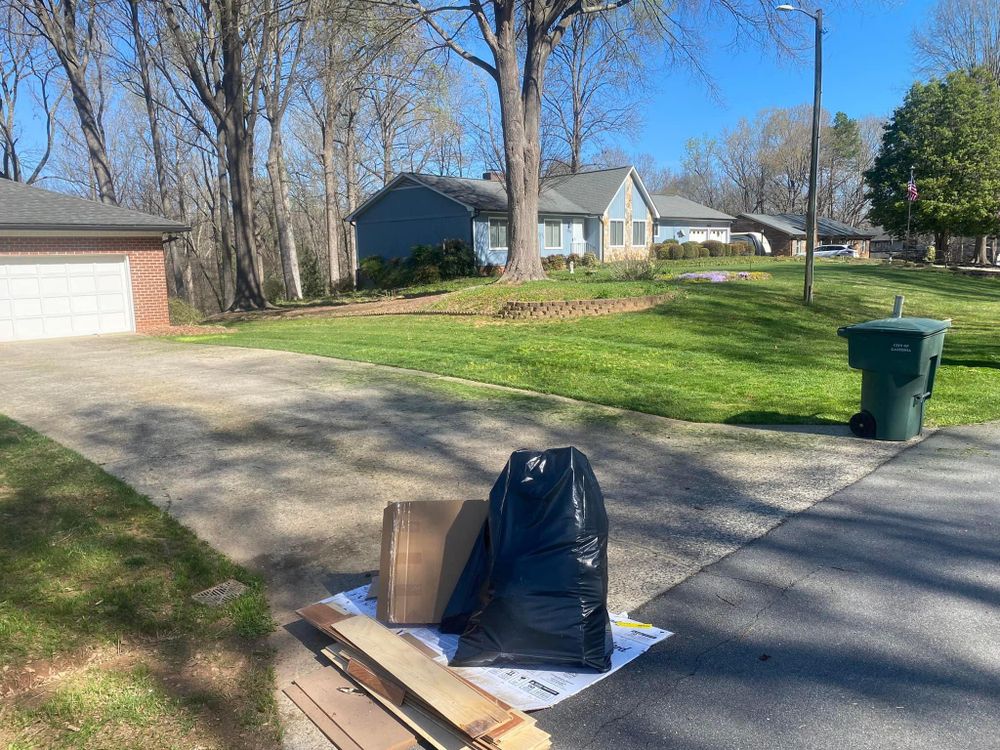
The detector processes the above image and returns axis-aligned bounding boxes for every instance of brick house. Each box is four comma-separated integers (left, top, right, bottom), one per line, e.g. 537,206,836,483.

732,213,877,257
1,178,188,341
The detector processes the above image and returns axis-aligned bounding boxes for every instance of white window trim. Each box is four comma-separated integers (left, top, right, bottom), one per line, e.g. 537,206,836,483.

632,220,646,245
489,218,508,250
610,219,625,247
543,219,563,250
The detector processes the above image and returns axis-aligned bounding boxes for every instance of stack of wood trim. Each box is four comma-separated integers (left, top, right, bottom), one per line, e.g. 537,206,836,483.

296,602,551,750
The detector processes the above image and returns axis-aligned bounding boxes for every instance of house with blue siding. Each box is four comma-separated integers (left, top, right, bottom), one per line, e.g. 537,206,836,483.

650,195,736,245
348,166,733,267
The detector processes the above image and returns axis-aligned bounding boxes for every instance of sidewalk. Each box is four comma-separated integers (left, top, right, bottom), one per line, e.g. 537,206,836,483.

541,423,1000,749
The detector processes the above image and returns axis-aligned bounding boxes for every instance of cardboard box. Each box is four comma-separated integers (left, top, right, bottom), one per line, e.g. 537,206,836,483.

377,499,487,625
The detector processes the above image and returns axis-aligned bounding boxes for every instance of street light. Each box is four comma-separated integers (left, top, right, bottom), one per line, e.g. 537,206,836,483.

777,3,823,306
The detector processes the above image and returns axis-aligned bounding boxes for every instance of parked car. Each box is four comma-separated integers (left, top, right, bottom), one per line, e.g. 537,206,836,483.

731,232,772,256
814,244,857,258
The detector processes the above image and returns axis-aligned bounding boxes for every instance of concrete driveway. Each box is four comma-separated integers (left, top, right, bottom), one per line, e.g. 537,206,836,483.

0,336,909,748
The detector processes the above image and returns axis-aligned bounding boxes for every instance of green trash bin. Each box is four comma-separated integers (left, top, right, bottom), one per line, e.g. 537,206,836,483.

837,317,951,441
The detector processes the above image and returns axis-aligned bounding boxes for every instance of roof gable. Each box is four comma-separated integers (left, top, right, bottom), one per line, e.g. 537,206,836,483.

0,178,188,232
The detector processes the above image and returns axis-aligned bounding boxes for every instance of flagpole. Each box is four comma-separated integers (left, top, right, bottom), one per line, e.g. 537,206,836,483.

906,166,914,250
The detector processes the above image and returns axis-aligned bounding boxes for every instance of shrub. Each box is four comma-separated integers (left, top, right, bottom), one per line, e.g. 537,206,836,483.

652,243,672,260
299,248,327,297
263,275,286,302
410,239,476,280
168,296,203,325
731,241,751,256
663,238,680,245
581,251,598,267
698,246,710,258
681,241,702,259
704,240,725,257
412,264,442,283
668,244,684,260
609,257,656,281
566,253,581,267
543,253,567,271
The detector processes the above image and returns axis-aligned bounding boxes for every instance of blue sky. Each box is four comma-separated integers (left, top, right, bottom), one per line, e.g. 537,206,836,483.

637,0,935,169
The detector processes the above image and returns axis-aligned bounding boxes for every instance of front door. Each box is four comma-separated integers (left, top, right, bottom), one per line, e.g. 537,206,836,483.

571,219,585,255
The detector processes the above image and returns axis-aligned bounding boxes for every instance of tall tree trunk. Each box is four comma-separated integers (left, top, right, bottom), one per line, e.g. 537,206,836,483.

495,24,546,282
219,0,265,310
973,235,988,265
344,97,360,287
321,109,342,290
266,126,303,299
214,130,235,305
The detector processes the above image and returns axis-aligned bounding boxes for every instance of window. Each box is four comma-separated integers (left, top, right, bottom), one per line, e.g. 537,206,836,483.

544,220,562,249
632,221,646,245
489,218,508,249
610,220,624,246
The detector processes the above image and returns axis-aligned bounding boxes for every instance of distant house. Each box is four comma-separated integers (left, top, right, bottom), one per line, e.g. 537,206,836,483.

651,195,735,245
732,213,878,257
347,166,733,267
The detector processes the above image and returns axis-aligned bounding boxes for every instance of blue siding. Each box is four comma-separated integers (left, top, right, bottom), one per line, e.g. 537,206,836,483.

355,182,471,260
608,182,626,220
654,220,732,243
584,218,602,258
474,215,506,266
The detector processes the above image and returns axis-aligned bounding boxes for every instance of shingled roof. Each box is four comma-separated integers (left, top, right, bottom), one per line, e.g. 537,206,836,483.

738,212,877,239
0,178,189,232
651,194,735,222
350,166,661,220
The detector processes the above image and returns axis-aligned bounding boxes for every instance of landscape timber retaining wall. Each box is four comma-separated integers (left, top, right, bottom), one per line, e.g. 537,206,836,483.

496,293,675,320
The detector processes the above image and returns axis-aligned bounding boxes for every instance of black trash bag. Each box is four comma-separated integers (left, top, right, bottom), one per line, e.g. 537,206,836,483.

441,447,613,672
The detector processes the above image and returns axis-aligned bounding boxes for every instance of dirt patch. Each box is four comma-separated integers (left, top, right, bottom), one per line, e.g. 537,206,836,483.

206,292,464,323
1,638,279,750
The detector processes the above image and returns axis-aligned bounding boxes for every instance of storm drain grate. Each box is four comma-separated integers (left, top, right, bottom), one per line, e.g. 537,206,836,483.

192,579,248,607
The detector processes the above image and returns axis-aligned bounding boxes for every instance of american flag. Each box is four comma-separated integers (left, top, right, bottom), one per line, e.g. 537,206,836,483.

906,176,919,202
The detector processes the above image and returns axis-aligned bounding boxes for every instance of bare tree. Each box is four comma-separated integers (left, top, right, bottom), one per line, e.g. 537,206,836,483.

0,3,65,182
160,0,267,310
21,0,117,202
259,0,309,299
915,0,1000,83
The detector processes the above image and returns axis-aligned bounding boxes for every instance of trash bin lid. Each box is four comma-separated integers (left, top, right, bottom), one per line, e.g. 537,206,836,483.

838,317,952,338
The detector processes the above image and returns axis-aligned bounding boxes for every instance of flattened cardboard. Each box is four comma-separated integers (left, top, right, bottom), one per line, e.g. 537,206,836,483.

377,500,487,625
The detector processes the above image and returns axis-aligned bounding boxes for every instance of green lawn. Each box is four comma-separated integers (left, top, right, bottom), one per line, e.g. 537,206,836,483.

180,259,1000,426
0,416,279,749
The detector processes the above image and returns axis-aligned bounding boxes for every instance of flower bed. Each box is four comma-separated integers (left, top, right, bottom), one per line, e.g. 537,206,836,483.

674,271,772,283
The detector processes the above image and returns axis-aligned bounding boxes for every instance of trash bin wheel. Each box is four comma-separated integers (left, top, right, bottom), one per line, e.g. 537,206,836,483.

849,410,877,439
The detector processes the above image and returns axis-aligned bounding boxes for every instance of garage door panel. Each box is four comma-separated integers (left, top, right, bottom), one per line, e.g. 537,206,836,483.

40,276,69,296
69,276,97,294
10,277,40,297
0,255,134,342
42,296,72,315
13,298,42,316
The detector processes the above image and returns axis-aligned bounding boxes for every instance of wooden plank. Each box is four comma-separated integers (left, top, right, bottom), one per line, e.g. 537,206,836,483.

297,602,352,635
323,647,475,750
347,658,406,707
294,667,418,750
284,683,363,750
330,616,511,738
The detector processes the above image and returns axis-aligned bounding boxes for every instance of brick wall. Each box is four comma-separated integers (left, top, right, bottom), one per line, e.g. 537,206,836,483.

0,235,170,331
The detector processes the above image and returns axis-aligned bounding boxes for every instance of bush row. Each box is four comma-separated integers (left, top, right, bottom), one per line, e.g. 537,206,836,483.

541,252,599,271
652,239,752,260
359,239,478,288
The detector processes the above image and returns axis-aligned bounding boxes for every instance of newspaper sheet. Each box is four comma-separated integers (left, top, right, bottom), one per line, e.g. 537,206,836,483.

320,585,672,711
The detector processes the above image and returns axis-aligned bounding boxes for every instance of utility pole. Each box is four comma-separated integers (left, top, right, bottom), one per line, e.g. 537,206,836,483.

778,4,823,305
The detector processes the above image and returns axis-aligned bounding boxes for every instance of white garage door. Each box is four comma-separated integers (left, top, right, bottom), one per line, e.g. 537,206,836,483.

0,255,135,342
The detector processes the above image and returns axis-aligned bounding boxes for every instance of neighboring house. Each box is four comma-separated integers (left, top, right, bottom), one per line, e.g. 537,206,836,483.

0,178,188,342
650,195,735,245
731,213,878,257
347,166,664,266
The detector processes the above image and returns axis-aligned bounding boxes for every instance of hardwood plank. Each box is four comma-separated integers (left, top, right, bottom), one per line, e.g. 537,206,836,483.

330,616,511,738
294,667,418,750
323,647,475,750
298,602,352,635
284,684,363,750
347,658,406,707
